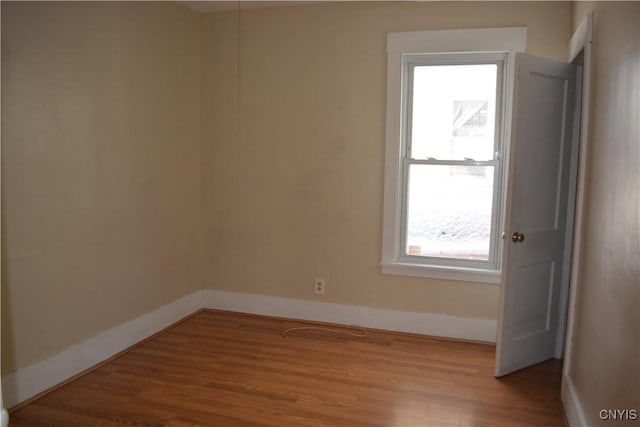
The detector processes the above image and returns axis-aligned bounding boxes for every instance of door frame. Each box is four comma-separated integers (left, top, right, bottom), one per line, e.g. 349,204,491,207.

560,12,593,373
558,12,593,427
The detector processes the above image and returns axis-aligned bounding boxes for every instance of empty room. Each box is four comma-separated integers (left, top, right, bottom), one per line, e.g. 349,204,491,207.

1,1,638,426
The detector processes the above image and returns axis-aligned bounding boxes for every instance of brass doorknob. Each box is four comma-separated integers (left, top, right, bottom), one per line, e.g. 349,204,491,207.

512,232,525,243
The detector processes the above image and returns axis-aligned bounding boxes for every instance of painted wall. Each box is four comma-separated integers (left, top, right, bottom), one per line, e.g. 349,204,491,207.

568,2,640,425
1,0,592,397
1,2,202,375
200,2,571,319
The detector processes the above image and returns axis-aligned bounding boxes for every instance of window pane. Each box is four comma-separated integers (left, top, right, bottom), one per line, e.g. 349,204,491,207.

411,64,497,160
406,165,494,261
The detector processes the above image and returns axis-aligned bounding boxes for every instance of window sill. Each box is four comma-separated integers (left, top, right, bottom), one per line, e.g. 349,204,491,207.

381,261,501,284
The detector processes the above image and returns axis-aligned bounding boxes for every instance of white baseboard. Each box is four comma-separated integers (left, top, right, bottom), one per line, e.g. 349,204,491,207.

2,289,497,408
2,291,202,409
200,289,497,343
562,374,589,427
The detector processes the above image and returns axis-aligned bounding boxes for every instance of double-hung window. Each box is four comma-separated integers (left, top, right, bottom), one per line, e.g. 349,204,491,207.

381,28,526,284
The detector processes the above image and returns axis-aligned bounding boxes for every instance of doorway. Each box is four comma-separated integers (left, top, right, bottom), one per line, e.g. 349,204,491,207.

495,14,593,377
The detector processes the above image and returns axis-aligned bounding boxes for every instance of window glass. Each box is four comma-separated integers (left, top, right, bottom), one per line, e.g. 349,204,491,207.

406,165,495,260
410,64,497,161
403,61,502,265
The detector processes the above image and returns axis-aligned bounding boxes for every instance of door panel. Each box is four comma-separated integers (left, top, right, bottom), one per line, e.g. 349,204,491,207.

512,261,555,338
520,71,568,232
495,53,576,377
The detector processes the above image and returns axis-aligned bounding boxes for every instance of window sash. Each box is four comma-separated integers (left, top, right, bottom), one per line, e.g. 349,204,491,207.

403,55,506,162
399,159,501,270
398,55,506,271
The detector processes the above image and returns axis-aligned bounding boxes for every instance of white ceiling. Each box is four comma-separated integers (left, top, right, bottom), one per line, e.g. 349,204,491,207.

178,1,326,14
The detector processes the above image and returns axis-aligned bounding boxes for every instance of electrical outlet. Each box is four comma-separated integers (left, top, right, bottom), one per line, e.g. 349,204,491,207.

314,278,325,295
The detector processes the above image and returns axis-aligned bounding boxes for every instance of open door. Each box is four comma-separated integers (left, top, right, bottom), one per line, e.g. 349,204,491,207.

495,53,576,377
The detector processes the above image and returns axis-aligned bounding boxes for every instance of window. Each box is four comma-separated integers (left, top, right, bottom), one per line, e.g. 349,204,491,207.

405,59,502,264
381,28,527,283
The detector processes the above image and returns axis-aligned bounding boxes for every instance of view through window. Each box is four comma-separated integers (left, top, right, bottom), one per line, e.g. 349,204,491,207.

404,64,499,261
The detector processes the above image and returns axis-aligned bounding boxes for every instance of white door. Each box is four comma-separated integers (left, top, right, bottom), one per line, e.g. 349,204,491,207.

495,53,576,377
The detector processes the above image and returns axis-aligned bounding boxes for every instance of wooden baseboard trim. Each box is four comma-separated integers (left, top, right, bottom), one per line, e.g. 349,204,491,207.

202,308,496,346
3,289,497,409
200,289,497,344
561,374,589,427
3,291,203,409
7,309,204,413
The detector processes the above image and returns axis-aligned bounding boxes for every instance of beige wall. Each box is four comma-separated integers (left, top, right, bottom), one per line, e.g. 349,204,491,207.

569,2,640,425
1,2,202,374
200,2,571,319
4,1,638,417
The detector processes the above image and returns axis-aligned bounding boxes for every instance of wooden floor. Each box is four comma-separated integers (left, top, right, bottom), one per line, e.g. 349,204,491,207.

9,310,565,426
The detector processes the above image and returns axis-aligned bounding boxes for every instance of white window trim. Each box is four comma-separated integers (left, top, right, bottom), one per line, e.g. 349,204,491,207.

381,27,527,284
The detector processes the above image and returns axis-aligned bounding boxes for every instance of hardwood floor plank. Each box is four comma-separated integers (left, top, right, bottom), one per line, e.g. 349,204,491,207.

9,310,565,426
